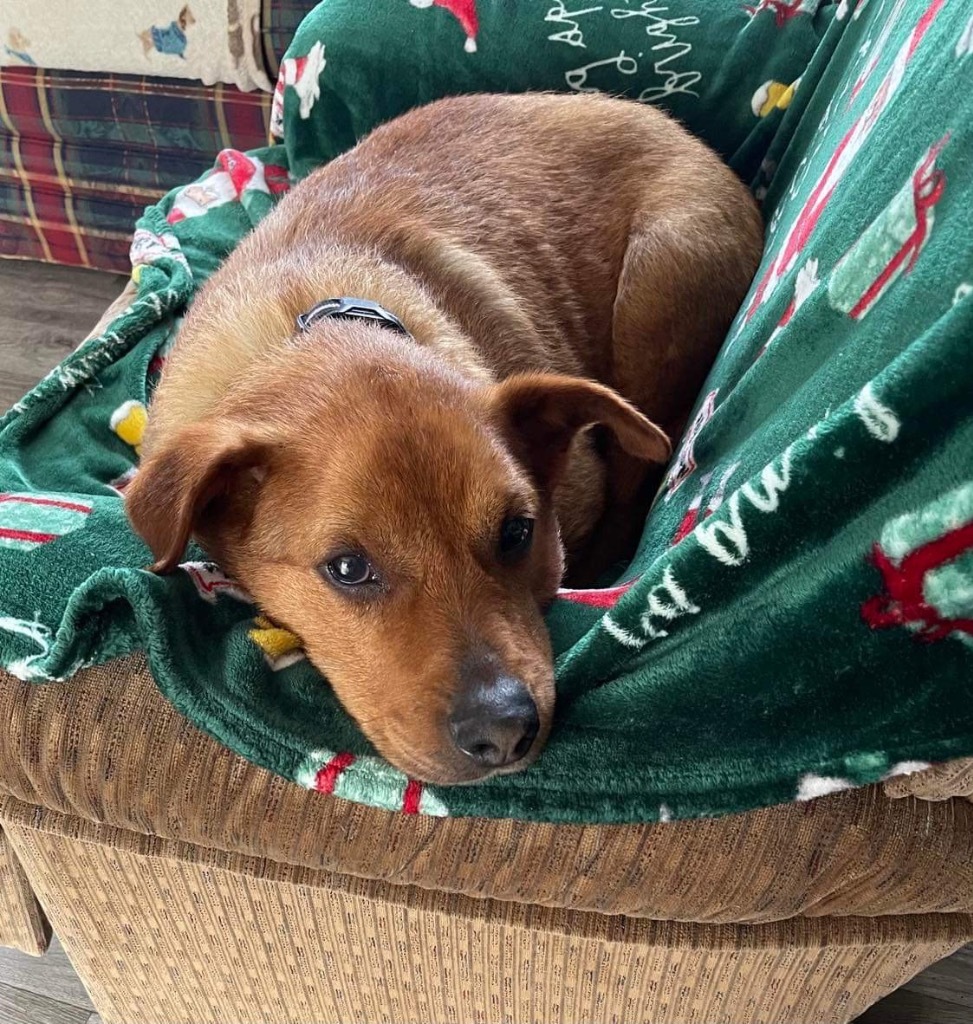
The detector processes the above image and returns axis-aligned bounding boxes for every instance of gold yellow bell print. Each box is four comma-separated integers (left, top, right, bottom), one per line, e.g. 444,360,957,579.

110,400,148,455
249,615,305,670
751,77,800,118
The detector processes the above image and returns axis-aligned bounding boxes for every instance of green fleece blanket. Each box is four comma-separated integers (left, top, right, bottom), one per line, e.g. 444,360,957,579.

2,0,973,824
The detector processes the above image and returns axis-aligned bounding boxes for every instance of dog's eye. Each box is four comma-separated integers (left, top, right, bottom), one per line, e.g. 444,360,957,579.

499,516,534,559
324,553,376,587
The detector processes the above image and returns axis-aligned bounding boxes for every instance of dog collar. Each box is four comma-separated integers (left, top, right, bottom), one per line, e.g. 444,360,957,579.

296,297,410,336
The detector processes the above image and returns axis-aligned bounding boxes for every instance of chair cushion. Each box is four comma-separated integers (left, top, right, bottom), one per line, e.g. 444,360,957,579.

2,655,973,924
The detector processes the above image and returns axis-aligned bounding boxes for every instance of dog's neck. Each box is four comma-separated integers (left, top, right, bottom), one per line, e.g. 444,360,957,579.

149,243,495,455
241,240,495,385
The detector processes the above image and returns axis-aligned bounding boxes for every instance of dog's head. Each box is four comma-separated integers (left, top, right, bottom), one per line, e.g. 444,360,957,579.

126,326,668,783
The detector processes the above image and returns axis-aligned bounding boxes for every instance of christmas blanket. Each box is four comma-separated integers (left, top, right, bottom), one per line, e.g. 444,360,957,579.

2,0,973,825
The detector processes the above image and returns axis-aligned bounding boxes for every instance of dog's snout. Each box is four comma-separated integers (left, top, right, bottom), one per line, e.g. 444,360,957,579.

449,655,539,769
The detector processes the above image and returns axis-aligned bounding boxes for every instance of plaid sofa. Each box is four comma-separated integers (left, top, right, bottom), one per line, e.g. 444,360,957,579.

0,0,315,273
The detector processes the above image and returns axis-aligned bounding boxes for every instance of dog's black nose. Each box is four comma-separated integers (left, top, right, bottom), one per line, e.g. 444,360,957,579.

449,667,539,770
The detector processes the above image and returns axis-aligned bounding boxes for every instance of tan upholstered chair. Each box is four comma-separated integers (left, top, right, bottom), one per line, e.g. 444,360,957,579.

1,290,971,1023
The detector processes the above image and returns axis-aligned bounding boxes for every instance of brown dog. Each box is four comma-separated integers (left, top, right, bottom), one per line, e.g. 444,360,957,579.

126,93,763,784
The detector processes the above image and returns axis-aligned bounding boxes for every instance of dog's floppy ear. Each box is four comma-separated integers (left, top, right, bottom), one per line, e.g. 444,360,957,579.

125,419,272,573
492,373,670,488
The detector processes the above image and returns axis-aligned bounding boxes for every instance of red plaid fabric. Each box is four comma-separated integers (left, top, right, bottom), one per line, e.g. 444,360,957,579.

260,0,319,80
0,68,272,273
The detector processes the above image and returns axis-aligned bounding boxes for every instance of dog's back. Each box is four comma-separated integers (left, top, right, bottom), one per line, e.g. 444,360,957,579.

258,93,759,388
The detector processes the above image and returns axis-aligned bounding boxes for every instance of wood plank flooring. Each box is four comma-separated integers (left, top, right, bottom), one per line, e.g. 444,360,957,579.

0,939,99,1024
0,259,126,411
1,259,971,1023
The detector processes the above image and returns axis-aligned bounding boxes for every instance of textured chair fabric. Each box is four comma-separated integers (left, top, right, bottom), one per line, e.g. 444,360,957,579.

2,657,973,927
0,825,47,955
3,808,971,1024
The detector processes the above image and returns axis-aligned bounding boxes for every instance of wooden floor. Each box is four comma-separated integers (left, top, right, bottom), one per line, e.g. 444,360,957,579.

0,940,100,1024
1,259,971,1023
0,259,126,411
